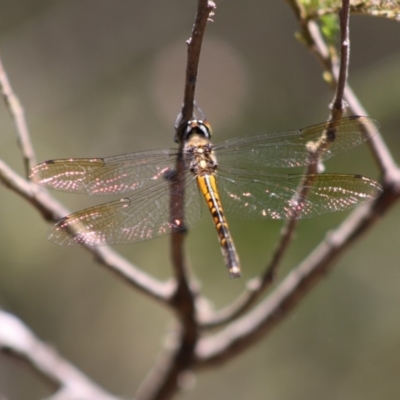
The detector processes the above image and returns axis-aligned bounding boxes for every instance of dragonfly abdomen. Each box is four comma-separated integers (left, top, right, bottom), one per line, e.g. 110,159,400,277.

197,174,241,278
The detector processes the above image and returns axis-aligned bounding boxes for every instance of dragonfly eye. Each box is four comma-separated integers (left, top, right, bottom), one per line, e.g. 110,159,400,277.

176,120,212,143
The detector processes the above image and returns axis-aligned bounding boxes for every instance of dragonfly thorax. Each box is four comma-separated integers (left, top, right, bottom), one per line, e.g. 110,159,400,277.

184,134,218,176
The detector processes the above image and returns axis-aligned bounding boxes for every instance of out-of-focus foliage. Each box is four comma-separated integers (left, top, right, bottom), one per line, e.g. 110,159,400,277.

320,13,340,44
298,0,400,20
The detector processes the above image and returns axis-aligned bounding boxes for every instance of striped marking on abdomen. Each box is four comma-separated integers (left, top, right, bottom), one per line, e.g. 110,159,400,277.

196,174,241,278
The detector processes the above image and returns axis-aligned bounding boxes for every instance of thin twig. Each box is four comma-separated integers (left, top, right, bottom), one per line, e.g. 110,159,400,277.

170,0,216,287
288,0,397,175
304,19,397,175
0,55,36,175
331,0,350,118
180,1,216,123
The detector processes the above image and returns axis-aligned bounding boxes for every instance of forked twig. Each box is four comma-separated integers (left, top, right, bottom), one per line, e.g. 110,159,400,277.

195,0,400,365
202,0,353,328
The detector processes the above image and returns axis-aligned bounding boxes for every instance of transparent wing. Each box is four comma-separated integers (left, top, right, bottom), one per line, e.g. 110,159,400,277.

218,172,382,220
215,116,379,170
48,173,202,245
30,149,180,195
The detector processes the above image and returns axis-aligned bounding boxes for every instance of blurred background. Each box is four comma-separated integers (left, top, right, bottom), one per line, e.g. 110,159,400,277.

1,1,400,399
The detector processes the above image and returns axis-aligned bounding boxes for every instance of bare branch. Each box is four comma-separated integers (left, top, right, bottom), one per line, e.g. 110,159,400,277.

304,18,398,175
200,0,399,347
180,0,216,123
0,310,120,400
200,0,385,329
2,2,399,399
0,159,174,305
136,2,215,399
0,56,36,176
342,85,399,176
170,0,216,292
200,216,299,328
195,180,400,366
331,0,350,118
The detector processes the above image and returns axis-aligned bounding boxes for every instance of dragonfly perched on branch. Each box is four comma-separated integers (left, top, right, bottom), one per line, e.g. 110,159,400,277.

30,116,382,278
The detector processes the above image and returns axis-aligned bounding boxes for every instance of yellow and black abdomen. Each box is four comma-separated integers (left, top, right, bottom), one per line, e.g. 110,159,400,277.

196,174,241,278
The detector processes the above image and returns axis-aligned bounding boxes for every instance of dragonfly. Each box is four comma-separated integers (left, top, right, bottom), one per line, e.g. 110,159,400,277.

30,116,382,278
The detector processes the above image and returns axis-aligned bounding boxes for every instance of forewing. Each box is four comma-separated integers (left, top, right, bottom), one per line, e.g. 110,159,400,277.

30,149,180,195
218,172,382,220
48,173,202,245
215,116,379,170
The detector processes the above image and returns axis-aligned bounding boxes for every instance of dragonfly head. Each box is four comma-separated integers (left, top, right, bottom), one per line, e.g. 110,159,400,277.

175,120,212,143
